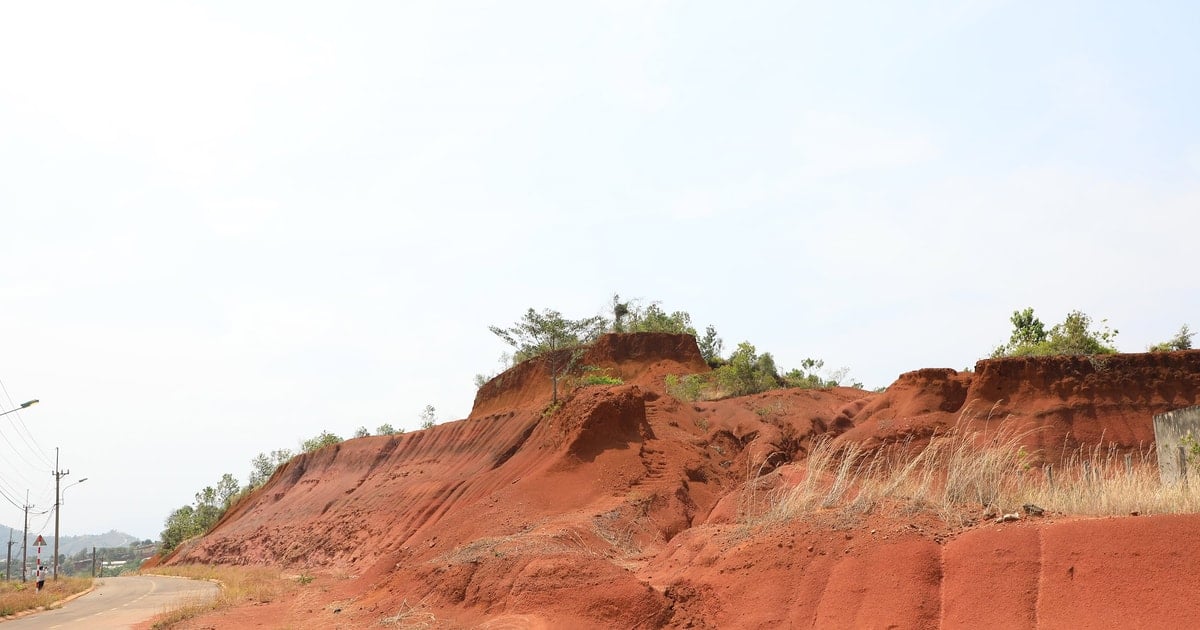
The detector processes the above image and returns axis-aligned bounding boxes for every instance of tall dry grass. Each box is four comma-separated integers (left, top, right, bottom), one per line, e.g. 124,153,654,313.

143,565,294,629
752,417,1200,527
0,576,93,617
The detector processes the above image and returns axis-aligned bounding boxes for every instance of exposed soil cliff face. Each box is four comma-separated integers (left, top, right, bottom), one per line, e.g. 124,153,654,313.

163,339,1200,629
841,350,1200,456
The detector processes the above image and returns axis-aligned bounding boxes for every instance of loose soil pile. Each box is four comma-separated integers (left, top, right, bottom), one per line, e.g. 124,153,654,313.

161,335,1200,629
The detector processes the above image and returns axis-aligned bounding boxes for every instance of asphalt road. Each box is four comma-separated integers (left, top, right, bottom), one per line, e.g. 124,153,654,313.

3,575,218,629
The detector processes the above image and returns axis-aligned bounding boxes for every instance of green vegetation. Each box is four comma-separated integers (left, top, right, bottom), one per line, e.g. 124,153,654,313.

160,428,355,553
160,474,241,552
419,404,437,430
376,423,402,436
487,296,850,402
610,294,723,364
301,430,343,452
991,308,1118,357
667,343,854,402
697,324,724,367
715,342,780,396
489,307,608,403
574,365,623,386
247,449,293,488
1150,324,1194,352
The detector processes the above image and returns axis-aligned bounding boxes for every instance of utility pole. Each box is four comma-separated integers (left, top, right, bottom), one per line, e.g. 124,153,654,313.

21,491,30,582
53,447,69,581
5,529,13,580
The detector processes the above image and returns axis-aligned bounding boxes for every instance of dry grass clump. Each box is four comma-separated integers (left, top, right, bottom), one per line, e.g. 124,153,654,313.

144,564,294,629
380,597,438,628
0,576,93,617
751,416,1200,528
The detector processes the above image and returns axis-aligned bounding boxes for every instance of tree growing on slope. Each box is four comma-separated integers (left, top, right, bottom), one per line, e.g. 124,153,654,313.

248,448,294,489
490,308,607,404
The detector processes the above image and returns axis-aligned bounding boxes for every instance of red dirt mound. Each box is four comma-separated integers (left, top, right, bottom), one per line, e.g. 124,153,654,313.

161,338,1200,629
470,332,709,419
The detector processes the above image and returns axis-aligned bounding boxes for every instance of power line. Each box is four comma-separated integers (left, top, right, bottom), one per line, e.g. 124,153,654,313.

0,485,24,511
0,381,53,468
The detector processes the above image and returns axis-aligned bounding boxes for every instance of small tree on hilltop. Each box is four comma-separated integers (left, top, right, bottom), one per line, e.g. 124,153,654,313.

697,324,724,366
490,308,607,404
1150,324,1194,352
420,404,437,429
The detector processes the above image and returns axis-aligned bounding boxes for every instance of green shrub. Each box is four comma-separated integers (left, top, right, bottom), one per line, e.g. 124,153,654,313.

992,308,1118,357
714,342,780,396
666,374,709,401
576,365,623,386
301,431,343,452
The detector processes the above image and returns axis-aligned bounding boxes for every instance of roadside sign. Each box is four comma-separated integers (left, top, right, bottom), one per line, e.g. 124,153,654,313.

33,535,46,547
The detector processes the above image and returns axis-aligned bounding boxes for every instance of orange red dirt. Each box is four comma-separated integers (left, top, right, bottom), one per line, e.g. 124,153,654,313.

159,334,1200,629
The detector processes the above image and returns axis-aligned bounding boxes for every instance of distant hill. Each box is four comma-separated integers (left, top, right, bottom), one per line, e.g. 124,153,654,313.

0,524,142,559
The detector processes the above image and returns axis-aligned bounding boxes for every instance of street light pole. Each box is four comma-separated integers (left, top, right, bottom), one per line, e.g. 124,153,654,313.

0,400,38,415
56,476,87,580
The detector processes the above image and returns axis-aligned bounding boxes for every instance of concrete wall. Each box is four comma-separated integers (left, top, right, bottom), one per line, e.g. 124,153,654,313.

1153,406,1200,483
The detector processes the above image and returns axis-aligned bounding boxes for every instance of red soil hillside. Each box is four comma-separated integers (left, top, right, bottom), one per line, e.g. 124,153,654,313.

161,336,1200,629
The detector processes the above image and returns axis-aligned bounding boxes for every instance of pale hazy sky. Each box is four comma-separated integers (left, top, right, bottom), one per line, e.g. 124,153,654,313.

1,1,1197,540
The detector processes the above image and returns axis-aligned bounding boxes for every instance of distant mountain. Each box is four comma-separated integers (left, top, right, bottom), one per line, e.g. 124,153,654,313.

0,524,143,559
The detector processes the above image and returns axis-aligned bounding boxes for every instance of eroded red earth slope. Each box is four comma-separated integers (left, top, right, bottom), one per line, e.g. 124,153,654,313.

161,334,1200,629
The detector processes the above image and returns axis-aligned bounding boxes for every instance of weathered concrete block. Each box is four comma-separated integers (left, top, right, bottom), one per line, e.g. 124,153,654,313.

1153,405,1200,483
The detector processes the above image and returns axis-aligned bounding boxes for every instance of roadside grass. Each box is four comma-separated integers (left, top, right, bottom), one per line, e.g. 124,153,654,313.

745,415,1197,528
0,576,93,617
143,565,294,629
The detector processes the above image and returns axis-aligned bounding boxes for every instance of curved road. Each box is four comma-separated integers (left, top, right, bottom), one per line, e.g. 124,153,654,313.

3,575,218,629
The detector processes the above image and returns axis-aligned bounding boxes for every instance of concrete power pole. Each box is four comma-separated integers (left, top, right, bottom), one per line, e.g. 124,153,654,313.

21,491,30,582
5,529,13,580
53,447,69,581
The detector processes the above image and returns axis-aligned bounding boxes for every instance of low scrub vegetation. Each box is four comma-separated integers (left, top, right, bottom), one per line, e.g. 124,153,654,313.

667,343,854,402
742,416,1199,528
991,307,1119,357
0,576,92,617
485,295,857,400
1150,324,1194,352
144,565,293,629
573,365,623,386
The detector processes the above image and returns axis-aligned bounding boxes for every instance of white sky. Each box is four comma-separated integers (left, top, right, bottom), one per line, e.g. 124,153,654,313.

1,1,1197,540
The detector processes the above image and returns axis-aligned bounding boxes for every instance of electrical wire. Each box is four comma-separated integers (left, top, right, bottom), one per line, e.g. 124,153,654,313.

0,485,24,511
0,380,54,468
